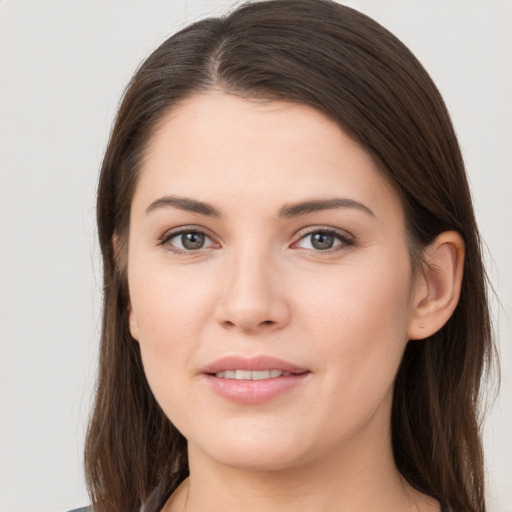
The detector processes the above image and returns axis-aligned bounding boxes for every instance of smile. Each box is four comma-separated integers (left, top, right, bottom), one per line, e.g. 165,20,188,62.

214,369,293,380
201,355,310,404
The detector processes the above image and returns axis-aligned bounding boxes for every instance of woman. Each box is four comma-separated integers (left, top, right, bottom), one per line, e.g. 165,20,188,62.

81,1,495,511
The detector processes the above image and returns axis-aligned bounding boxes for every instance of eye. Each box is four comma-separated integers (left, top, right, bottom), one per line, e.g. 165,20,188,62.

160,228,218,253
294,229,353,252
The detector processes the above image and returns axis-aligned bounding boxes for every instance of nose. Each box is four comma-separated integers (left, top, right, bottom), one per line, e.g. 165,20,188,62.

214,248,291,334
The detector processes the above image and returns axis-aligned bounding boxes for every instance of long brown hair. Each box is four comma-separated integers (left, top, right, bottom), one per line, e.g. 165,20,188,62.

85,1,495,511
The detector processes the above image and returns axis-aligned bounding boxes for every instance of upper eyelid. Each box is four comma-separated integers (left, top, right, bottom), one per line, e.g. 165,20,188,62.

159,225,218,244
157,224,355,252
295,225,353,237
159,225,352,241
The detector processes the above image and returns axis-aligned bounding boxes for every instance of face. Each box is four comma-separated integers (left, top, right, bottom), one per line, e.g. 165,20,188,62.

127,92,421,471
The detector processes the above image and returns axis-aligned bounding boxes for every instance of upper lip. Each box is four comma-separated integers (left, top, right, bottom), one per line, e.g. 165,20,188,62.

201,355,308,374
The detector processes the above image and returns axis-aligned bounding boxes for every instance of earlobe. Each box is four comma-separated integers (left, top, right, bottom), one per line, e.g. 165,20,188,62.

408,231,465,340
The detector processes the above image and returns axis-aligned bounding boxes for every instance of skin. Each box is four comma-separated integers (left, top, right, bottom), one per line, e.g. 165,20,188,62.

127,92,462,512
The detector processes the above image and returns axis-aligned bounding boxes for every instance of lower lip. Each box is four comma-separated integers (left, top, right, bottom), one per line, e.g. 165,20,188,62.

204,373,310,405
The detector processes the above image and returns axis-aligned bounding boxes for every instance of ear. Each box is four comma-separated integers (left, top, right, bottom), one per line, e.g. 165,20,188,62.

128,303,140,341
113,233,139,341
408,231,465,340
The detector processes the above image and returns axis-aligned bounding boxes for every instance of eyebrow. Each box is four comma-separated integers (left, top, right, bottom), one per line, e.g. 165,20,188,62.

145,195,374,218
146,195,222,217
278,198,375,218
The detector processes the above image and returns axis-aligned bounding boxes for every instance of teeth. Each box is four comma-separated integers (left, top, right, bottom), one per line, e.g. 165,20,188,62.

251,370,271,380
214,369,290,380
235,369,252,380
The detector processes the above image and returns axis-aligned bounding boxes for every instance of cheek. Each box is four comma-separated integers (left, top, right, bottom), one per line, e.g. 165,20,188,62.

127,261,219,394
128,271,205,427
129,258,214,338
301,259,412,333
296,253,414,393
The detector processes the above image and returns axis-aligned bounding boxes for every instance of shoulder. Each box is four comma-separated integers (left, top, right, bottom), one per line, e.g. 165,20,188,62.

66,508,92,512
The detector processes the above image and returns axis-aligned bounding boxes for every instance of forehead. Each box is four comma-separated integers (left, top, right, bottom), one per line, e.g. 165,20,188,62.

134,92,403,221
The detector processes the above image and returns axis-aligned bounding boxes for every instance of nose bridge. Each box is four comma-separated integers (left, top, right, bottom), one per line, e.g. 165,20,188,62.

215,239,289,332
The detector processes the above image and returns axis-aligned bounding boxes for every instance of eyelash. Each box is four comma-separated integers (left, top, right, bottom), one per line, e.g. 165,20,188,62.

158,227,219,255
293,228,354,254
158,226,354,255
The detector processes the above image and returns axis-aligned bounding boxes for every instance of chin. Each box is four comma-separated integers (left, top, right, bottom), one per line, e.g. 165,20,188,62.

206,448,307,473
188,429,316,472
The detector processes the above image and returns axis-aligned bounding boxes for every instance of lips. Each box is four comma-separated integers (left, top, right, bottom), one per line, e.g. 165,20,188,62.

201,355,310,405
214,369,292,380
201,355,308,375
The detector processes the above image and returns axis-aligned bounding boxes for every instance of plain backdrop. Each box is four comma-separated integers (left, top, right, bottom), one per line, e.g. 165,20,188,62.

0,1,511,511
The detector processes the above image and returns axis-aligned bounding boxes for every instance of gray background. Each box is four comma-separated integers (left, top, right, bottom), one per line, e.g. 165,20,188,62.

1,1,510,511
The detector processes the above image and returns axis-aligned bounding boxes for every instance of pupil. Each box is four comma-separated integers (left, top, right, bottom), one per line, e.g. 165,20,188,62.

182,232,205,250
312,232,334,250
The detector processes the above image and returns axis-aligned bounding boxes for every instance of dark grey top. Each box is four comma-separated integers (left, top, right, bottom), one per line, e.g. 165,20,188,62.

68,504,452,512
68,483,451,512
